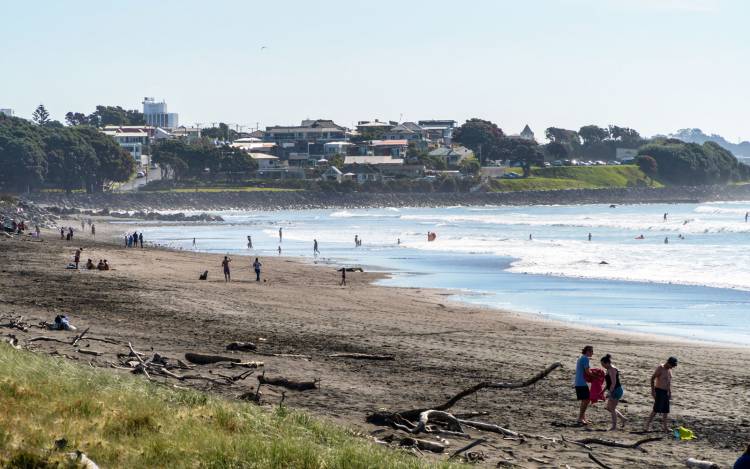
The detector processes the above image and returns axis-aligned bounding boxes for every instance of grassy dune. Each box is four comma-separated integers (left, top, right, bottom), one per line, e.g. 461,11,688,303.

0,344,460,468
490,165,661,192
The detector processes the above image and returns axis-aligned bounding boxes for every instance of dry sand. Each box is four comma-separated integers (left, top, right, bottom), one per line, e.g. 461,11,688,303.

1,221,748,468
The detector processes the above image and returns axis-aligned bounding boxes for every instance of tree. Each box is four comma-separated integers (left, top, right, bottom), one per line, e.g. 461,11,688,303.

543,141,568,161
86,106,144,127
453,118,505,163
608,125,642,147
578,125,609,146
636,155,658,182
459,155,480,175
545,127,581,158
32,105,51,126
73,126,135,190
201,123,238,142
329,154,345,170
511,143,545,177
65,112,92,126
0,116,47,191
638,140,749,185
218,146,257,180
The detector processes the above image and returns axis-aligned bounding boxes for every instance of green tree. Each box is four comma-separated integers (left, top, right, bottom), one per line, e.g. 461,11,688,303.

73,127,135,190
32,105,51,126
44,128,98,193
329,154,345,169
578,125,609,146
87,106,144,127
459,155,480,175
453,118,505,164
636,155,658,182
0,116,47,191
201,123,238,141
65,112,92,126
543,141,568,161
511,143,545,177
638,141,749,185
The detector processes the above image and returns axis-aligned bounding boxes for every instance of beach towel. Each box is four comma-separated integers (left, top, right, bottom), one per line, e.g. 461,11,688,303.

587,368,606,403
674,426,696,441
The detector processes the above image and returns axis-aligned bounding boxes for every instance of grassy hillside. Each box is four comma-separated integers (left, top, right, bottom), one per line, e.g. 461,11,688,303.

489,165,661,192
0,344,460,468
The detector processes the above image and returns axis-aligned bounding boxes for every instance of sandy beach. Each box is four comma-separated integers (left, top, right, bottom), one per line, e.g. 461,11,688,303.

1,220,748,468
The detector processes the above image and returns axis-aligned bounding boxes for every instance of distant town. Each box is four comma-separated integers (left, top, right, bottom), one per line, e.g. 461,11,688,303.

1,98,749,193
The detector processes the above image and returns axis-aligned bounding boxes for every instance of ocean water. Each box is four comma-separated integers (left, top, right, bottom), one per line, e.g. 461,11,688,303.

131,202,750,346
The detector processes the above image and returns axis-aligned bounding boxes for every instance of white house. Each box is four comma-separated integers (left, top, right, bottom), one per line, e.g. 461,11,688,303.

101,126,150,162
428,146,474,167
249,153,288,170
344,155,403,165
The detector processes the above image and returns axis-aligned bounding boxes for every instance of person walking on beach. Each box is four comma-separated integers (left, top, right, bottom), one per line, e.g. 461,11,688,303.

35,224,40,239
253,258,262,282
354,235,358,247
644,356,678,432
313,239,320,256
601,354,627,430
81,219,85,231
340,267,347,286
139,232,144,248
192,237,196,248
91,224,95,237
222,256,231,282
60,227,65,239
74,248,81,269
575,345,594,425
279,227,283,243
277,246,282,255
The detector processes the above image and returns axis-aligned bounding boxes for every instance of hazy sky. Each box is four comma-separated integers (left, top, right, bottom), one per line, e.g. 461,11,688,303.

2,0,748,140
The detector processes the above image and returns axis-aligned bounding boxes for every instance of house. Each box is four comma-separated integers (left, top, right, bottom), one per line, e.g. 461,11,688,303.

321,166,343,183
428,146,474,167
323,141,353,157
356,119,396,133
231,141,277,155
418,120,456,144
508,125,536,142
249,153,287,170
370,139,409,158
264,119,347,144
344,155,404,165
384,122,427,142
170,126,202,142
101,126,150,163
342,164,382,184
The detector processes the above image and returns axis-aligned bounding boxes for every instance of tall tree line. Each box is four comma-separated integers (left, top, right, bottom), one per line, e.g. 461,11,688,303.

0,112,135,193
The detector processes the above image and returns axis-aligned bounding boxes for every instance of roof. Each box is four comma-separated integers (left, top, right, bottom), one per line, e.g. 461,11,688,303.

323,141,353,146
231,142,276,150
371,139,408,147
344,156,404,165
234,137,262,143
249,153,278,160
102,130,148,137
324,166,342,175
428,146,473,157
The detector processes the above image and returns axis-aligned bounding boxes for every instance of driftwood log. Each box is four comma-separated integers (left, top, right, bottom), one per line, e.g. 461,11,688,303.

226,342,256,352
399,437,445,453
448,438,487,460
71,327,90,347
328,353,394,361
369,362,561,422
576,436,662,453
588,452,613,469
257,373,318,391
685,459,720,469
185,352,241,365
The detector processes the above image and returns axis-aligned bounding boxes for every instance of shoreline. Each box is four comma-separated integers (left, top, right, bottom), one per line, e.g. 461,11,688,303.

2,216,749,467
21,183,750,212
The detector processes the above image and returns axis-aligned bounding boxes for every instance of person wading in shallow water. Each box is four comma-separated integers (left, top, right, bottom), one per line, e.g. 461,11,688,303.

222,256,231,282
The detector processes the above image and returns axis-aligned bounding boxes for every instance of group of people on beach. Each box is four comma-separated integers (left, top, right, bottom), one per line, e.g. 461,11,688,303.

125,231,143,248
575,345,677,432
221,256,262,283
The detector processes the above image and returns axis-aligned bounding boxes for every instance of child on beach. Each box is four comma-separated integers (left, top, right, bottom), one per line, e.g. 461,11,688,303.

253,258,262,282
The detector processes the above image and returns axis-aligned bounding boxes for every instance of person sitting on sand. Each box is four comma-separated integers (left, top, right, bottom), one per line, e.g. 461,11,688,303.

601,354,627,430
574,345,594,425
97,259,105,270
734,444,750,469
222,256,231,282
644,356,678,432
103,259,110,271
85,259,95,270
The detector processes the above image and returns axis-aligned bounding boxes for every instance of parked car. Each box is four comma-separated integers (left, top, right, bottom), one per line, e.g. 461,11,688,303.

543,162,551,167
594,160,606,165
501,172,522,179
136,171,146,178
607,160,621,165
552,160,563,167
621,158,636,165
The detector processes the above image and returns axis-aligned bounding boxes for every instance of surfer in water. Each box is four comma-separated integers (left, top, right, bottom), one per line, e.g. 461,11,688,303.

663,213,668,221
635,234,645,240
247,235,253,249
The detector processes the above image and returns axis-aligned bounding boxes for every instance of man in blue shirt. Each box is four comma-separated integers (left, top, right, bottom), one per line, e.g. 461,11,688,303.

575,345,594,425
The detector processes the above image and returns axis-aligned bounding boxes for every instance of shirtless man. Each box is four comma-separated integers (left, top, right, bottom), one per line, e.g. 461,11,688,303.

644,356,678,432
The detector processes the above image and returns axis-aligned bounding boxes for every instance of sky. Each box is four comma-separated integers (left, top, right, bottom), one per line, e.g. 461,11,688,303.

2,0,748,141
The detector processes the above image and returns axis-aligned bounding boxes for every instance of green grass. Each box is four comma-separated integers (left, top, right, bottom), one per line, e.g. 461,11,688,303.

0,344,461,468
489,165,662,192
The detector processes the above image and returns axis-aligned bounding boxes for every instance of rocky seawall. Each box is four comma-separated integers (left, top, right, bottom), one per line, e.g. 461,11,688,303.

23,185,750,212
